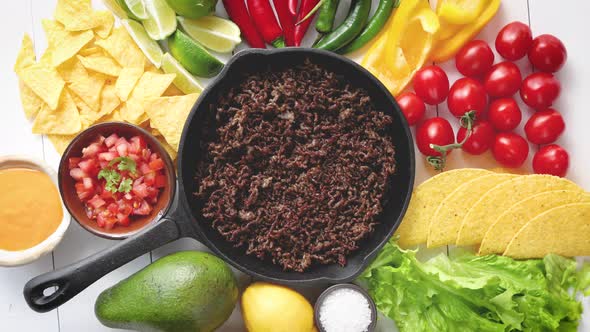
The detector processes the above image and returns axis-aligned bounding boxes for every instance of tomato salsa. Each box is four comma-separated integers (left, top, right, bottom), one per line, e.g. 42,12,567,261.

68,134,166,229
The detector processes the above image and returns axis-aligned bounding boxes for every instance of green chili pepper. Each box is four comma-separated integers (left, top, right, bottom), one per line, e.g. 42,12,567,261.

339,0,399,54
316,0,340,34
313,0,372,52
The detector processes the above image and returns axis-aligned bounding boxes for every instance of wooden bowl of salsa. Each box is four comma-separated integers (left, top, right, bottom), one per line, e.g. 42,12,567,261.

0,155,70,266
58,122,176,240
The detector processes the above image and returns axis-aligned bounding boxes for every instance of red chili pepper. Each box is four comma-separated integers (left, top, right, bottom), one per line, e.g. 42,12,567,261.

288,0,299,17
273,0,296,46
223,0,266,48
247,0,286,48
294,0,319,46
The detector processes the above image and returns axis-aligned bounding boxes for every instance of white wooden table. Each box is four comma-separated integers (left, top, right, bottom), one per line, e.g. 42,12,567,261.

1,1,589,331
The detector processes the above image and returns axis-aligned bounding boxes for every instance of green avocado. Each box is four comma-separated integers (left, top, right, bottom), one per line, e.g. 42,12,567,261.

95,251,238,332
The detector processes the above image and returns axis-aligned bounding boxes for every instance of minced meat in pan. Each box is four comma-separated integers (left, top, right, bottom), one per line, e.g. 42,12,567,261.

195,60,396,272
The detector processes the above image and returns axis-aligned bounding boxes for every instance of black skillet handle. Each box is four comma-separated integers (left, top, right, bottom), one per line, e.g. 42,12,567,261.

23,219,181,313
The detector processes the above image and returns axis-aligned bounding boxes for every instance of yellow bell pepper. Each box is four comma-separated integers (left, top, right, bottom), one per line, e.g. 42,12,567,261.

361,0,439,97
438,0,486,25
430,0,501,63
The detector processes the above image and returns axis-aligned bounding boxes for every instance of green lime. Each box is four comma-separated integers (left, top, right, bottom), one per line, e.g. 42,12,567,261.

165,0,217,19
122,19,164,67
102,0,130,18
143,0,177,40
178,16,241,53
167,29,223,78
161,53,203,94
124,0,149,19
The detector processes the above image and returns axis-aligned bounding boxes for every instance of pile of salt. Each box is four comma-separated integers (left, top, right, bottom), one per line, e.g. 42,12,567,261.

318,287,373,332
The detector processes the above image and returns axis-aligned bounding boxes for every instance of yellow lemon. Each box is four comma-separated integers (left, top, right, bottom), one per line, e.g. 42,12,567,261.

242,282,315,332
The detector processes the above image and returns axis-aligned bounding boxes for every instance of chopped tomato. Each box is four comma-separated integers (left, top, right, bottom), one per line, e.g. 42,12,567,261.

149,158,165,171
88,195,106,209
70,168,87,181
68,134,167,229
104,133,119,148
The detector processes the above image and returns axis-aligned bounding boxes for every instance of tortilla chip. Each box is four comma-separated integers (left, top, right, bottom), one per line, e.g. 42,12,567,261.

54,0,99,31
70,91,96,129
98,106,124,123
121,72,175,123
19,62,65,110
479,190,590,255
504,203,590,258
157,135,178,160
115,67,144,101
47,134,77,154
95,27,145,68
98,84,121,118
42,19,94,67
32,91,81,135
77,54,121,76
14,34,35,73
456,174,583,246
18,81,45,119
78,45,103,57
67,64,106,111
427,173,517,248
163,84,185,96
93,10,115,38
394,168,492,248
145,94,199,151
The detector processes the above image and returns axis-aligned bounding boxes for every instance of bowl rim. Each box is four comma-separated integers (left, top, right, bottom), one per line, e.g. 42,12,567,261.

0,155,71,267
58,122,176,240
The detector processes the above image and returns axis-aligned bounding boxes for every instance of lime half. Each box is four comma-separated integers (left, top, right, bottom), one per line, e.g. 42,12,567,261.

178,16,241,53
102,0,129,19
161,53,203,94
142,0,177,40
166,0,217,19
122,19,164,67
124,0,149,19
168,29,223,78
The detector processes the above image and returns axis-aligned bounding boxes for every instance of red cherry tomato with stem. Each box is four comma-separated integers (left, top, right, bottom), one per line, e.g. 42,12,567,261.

492,132,529,168
457,120,495,155
488,98,522,131
524,108,565,144
520,72,561,110
397,92,426,126
528,34,567,73
495,21,532,60
416,117,454,157
413,65,449,105
447,77,487,118
533,144,569,177
455,40,495,77
484,62,522,97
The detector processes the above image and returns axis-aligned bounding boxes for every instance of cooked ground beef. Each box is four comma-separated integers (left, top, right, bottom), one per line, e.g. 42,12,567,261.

194,60,396,272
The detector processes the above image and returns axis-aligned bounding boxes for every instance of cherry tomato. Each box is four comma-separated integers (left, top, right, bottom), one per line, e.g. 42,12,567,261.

495,21,532,60
524,108,565,144
455,40,495,77
457,120,495,155
483,62,522,97
532,144,569,177
528,34,567,73
520,73,561,110
397,92,426,126
492,132,529,168
413,65,450,105
447,78,487,118
488,98,522,131
416,117,455,156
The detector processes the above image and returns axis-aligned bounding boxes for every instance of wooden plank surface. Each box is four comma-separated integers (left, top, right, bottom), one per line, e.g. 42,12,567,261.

0,0,588,331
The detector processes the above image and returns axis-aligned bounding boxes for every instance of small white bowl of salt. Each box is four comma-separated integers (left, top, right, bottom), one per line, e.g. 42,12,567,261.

314,284,377,332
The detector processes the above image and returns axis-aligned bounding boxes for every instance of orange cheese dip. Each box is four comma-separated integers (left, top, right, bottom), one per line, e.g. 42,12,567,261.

0,168,63,251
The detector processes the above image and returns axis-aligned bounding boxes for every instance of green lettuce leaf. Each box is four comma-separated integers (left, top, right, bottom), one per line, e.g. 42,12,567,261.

358,241,587,332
